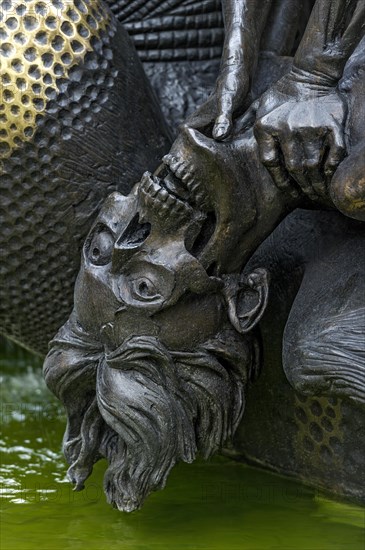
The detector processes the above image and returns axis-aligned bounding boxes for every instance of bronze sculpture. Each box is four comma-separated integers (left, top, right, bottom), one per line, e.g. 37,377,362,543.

43,182,268,511
1,0,364,510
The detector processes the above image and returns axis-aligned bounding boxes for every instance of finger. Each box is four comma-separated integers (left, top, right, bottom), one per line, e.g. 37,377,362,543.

213,79,236,140
254,123,280,167
279,138,304,174
213,113,233,141
258,132,280,167
279,138,316,199
305,160,326,199
254,124,291,191
266,164,295,194
324,126,346,178
214,68,248,140
302,141,327,198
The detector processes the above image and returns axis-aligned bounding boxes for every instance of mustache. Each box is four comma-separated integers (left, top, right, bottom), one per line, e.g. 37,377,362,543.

97,335,246,512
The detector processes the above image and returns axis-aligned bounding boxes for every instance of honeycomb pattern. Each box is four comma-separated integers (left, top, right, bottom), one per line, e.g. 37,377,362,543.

0,0,172,354
295,393,344,466
0,0,110,159
0,0,119,352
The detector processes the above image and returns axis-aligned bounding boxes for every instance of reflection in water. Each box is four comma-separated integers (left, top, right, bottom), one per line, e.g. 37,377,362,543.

1,346,364,550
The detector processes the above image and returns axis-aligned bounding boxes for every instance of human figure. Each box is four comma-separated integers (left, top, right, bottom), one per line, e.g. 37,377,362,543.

191,0,365,217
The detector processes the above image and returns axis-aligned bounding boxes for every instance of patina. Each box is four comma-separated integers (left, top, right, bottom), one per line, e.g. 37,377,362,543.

0,0,364,509
43,181,268,511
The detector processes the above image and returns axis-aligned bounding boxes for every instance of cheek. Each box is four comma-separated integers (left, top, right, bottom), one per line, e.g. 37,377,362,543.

154,294,225,351
74,267,119,334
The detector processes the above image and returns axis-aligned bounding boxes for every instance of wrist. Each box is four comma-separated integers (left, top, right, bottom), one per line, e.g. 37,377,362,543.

292,52,345,88
285,66,338,95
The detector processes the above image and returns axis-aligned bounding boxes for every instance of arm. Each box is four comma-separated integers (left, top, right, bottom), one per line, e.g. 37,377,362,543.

187,0,273,137
213,0,272,140
254,0,365,201
293,0,365,85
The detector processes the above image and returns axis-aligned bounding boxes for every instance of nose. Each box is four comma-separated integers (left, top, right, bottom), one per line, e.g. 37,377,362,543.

111,242,138,273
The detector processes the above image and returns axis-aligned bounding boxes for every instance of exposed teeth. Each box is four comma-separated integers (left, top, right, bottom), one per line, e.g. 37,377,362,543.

162,154,209,211
195,192,207,208
158,188,169,201
157,203,170,217
168,156,180,171
175,162,189,180
150,184,160,197
139,172,193,222
162,154,172,165
188,180,200,194
165,195,175,207
141,172,155,194
186,179,200,198
181,170,193,184
141,171,151,187
163,154,186,178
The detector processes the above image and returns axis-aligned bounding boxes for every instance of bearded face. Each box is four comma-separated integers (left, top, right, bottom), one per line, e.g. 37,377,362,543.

43,136,270,512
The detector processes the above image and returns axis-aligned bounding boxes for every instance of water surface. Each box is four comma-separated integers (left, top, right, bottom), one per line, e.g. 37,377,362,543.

1,347,364,549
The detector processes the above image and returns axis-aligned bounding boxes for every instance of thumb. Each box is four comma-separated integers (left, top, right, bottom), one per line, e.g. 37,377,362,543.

213,112,233,141
213,67,249,140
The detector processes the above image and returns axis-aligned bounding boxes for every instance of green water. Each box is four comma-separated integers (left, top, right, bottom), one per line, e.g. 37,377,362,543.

1,346,364,550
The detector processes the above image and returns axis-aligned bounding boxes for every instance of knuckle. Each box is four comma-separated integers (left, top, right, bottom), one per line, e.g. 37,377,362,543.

261,152,279,167
255,115,273,131
303,158,319,170
254,121,275,141
286,159,302,173
260,114,276,129
254,119,264,133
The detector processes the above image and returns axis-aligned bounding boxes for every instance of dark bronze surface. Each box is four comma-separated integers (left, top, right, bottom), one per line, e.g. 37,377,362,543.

0,0,364,510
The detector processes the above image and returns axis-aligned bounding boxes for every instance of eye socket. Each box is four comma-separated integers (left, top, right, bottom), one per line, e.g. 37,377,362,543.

87,229,114,266
130,277,162,302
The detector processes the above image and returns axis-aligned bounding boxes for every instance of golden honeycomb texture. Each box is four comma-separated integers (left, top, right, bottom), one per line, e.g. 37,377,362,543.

0,0,171,354
295,393,344,467
0,0,110,159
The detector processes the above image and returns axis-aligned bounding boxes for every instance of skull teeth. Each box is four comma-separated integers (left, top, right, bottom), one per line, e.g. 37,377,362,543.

158,188,169,202
139,172,193,220
163,155,208,210
182,170,193,184
175,162,189,179
165,195,175,207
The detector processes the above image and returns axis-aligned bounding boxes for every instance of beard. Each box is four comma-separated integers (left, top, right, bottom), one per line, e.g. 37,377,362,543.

44,316,257,512
97,334,250,512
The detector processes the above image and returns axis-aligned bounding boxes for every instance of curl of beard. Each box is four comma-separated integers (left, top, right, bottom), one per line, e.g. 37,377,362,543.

96,334,249,512
43,313,105,490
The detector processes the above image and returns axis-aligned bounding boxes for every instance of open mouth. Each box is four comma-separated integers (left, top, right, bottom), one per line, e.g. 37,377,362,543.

135,153,217,264
138,154,211,222
161,154,210,211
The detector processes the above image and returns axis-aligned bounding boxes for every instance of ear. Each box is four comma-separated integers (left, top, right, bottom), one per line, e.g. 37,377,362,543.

224,268,269,334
